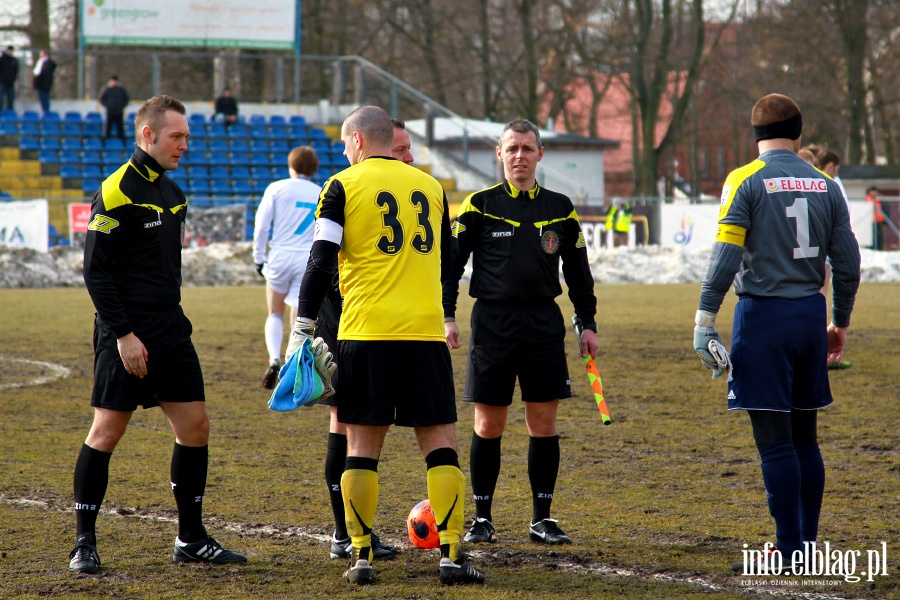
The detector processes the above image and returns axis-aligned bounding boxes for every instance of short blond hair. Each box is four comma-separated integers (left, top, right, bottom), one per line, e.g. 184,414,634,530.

134,95,185,145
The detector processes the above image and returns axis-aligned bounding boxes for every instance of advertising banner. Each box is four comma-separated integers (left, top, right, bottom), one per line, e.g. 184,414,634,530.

0,200,49,252
82,0,296,50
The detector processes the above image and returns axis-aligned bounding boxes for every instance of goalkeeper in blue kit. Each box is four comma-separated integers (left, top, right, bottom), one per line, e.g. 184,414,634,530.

693,93,860,572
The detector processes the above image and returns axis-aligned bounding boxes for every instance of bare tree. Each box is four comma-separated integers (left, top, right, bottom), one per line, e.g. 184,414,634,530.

614,0,738,197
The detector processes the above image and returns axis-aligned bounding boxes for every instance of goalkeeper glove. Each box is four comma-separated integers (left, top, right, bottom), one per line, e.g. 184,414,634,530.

255,263,265,278
310,337,337,397
285,317,316,362
693,310,731,380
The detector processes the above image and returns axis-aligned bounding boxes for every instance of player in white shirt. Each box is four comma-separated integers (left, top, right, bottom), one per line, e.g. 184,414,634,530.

252,146,322,388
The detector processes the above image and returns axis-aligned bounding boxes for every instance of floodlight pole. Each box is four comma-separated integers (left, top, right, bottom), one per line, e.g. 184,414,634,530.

294,0,302,103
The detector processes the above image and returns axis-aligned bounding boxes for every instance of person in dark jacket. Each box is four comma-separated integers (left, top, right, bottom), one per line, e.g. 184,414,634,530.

0,46,18,111
213,87,239,127
99,75,130,140
32,50,56,113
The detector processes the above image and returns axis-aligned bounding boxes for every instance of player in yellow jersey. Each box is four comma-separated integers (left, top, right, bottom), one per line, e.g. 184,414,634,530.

286,105,484,586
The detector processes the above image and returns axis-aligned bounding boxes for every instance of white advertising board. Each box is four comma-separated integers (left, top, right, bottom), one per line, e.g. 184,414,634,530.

0,200,49,252
660,202,870,249
81,0,297,50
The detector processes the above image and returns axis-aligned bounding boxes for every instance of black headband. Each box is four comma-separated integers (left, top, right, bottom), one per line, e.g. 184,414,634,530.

753,113,802,142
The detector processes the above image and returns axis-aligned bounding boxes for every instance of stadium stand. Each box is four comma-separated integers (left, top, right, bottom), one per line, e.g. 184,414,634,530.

0,108,356,243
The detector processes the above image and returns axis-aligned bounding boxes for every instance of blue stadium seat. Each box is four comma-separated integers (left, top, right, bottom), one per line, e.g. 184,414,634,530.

18,122,39,136
186,165,209,179
250,153,270,168
186,152,210,167
189,124,208,139
249,127,270,140
18,137,39,152
126,111,137,122
40,137,61,151
229,152,251,167
188,114,207,125
210,180,232,194
188,139,209,152
249,139,270,153
267,153,283,167
124,123,135,138
209,166,230,179
21,111,41,122
59,165,81,179
104,137,126,150
288,115,307,126
208,124,228,138
189,180,211,194
82,179,102,194
83,123,103,137
232,179,253,196
82,151,103,165
230,166,251,180
250,166,272,181
81,165,103,179
331,140,346,155
208,139,229,153
42,111,61,122
190,196,214,208
307,127,329,140
39,122,61,136
248,114,266,126
61,137,82,151
59,150,81,164
272,166,290,180
60,123,82,137
64,111,83,123
0,122,17,135
102,163,120,178
311,140,331,155
313,169,333,183
230,139,250,153
270,140,290,153
331,153,350,168
101,151,125,166
268,127,288,140
0,109,17,122
269,115,287,127
38,149,59,163
85,112,103,123
252,181,269,195
83,138,104,151
227,125,249,139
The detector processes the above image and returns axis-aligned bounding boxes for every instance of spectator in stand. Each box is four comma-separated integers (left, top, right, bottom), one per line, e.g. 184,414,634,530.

866,187,887,251
99,75,130,141
32,50,56,114
213,87,239,127
0,46,18,111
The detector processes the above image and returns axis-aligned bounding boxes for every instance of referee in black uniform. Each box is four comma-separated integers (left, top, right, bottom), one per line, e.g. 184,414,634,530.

443,118,599,546
69,95,245,573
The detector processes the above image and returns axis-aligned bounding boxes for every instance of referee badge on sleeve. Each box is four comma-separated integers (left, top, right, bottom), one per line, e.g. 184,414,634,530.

541,230,561,254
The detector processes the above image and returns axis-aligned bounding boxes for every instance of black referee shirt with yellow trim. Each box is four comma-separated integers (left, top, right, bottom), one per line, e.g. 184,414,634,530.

443,181,596,324
83,148,188,338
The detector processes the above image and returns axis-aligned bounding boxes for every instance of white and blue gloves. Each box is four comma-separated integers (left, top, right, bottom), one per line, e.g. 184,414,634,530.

693,310,732,380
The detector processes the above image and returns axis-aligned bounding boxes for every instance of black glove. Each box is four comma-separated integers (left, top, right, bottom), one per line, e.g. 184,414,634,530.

255,263,265,278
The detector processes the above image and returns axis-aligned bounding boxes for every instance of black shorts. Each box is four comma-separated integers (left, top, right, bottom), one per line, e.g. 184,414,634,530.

464,300,571,406
336,340,457,427
315,292,343,407
91,307,205,411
